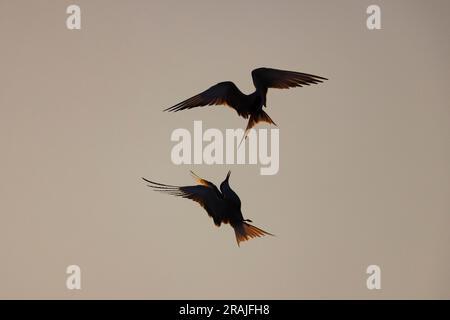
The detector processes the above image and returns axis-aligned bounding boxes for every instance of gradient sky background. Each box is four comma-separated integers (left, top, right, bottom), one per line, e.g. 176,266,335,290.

0,0,449,298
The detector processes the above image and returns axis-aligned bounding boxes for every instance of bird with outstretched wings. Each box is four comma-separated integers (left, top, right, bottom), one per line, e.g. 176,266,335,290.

165,67,327,138
142,171,273,246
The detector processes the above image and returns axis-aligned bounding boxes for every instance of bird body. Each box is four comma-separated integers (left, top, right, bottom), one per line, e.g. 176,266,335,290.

143,171,273,246
165,67,327,137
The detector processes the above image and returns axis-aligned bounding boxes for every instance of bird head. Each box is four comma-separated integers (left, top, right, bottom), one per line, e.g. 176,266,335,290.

220,170,242,209
220,170,231,192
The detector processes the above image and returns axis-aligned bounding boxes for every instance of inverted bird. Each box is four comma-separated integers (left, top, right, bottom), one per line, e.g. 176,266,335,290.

164,67,327,138
142,171,273,246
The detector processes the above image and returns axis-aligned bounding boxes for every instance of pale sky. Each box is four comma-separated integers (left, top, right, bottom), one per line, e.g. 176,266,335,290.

0,0,449,298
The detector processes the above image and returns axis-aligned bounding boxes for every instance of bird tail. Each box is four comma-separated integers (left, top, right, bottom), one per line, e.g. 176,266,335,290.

240,110,277,146
233,222,274,247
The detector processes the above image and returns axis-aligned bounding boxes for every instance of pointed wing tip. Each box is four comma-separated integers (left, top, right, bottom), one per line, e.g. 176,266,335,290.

142,177,159,188
189,170,200,181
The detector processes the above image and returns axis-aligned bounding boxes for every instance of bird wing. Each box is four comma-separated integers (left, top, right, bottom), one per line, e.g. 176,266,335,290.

251,67,327,91
164,81,247,114
189,171,218,190
142,177,224,226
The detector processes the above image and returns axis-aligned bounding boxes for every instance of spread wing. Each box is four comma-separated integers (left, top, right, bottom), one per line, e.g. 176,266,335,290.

251,67,327,91
142,177,224,226
164,81,247,114
189,171,219,192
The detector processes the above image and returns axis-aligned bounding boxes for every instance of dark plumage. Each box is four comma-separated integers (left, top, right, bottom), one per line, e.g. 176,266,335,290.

142,171,273,246
164,67,327,138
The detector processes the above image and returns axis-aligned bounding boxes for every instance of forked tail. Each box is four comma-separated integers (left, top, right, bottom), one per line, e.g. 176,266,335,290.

240,110,277,146
232,222,274,247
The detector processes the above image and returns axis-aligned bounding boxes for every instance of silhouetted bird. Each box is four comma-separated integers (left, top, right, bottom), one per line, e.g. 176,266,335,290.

142,171,273,246
164,67,327,138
